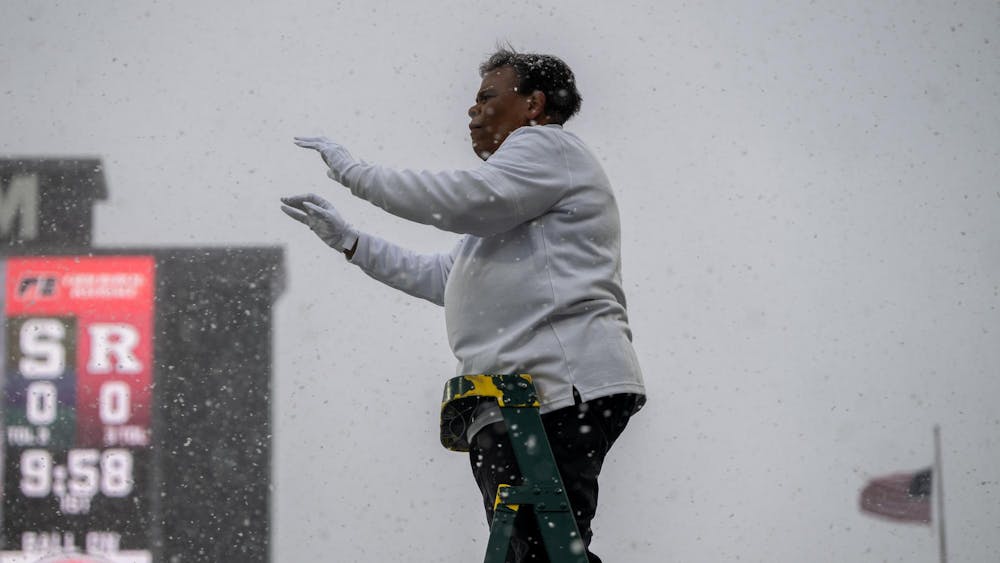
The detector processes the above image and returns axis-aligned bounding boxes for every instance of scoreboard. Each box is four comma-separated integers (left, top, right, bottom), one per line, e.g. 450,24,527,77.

2,159,283,562
0,249,283,563
2,256,155,562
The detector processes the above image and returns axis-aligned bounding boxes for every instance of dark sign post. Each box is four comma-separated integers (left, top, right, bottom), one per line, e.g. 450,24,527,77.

0,158,107,250
0,159,284,562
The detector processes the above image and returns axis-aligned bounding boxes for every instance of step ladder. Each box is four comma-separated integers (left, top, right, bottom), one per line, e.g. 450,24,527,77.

440,374,589,563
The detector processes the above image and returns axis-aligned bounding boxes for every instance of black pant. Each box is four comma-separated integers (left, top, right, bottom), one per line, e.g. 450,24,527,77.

468,391,641,563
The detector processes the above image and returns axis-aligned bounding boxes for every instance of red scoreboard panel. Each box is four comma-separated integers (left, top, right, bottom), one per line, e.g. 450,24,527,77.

2,256,154,562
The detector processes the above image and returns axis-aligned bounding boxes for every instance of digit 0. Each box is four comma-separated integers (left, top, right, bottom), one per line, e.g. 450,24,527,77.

25,381,57,425
99,381,131,425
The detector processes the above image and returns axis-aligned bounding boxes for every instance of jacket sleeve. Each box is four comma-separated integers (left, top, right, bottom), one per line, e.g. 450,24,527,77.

347,232,460,306
338,128,569,237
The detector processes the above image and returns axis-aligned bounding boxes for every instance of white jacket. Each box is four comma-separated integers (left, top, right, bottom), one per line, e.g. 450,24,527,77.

344,124,645,431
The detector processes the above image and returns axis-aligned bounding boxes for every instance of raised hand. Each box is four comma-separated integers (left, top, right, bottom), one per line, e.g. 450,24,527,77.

280,193,359,253
293,136,356,183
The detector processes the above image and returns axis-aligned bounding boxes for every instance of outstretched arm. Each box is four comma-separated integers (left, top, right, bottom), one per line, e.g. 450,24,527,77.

281,193,455,305
348,232,457,306
293,130,567,237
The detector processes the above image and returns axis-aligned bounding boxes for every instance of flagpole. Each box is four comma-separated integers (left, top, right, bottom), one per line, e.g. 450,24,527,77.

934,425,948,563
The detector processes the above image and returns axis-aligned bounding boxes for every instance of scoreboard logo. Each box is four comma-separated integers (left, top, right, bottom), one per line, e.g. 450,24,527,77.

15,274,58,301
12,271,150,303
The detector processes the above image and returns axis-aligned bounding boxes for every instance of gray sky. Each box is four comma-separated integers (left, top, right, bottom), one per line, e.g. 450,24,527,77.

3,1,999,561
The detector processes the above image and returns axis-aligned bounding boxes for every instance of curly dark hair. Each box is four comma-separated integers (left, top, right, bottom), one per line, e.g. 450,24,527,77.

479,48,582,124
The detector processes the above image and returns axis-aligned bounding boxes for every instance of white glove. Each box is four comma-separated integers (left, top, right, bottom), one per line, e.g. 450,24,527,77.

293,136,356,184
280,193,359,253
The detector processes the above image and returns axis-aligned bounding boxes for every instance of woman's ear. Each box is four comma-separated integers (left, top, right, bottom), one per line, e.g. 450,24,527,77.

526,90,547,122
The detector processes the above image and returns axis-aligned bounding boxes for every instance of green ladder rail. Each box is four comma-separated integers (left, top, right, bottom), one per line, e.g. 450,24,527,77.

440,374,588,563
